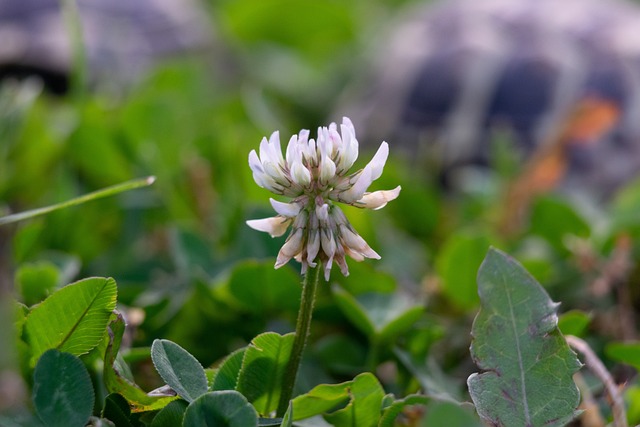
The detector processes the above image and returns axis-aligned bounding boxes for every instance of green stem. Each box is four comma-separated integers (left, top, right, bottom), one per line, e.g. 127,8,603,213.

276,264,322,417
0,176,156,226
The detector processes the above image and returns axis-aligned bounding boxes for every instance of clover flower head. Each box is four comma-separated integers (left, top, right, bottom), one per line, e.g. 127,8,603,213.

246,117,401,280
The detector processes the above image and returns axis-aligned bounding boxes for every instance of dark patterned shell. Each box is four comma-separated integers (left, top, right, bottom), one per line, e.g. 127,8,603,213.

0,0,212,93
346,0,640,196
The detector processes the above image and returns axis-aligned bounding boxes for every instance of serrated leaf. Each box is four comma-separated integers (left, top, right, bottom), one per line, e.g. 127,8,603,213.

151,399,188,427
104,314,177,412
211,347,246,391
323,373,385,427
183,391,258,427
378,394,430,427
24,277,117,365
467,248,581,427
236,332,295,416
151,339,208,403
32,349,94,427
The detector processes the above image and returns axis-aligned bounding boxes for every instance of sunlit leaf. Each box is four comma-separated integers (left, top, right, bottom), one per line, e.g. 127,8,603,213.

291,373,384,424
183,391,258,427
236,332,294,416
211,348,246,391
467,248,581,427
151,339,208,403
32,349,94,427
24,277,117,365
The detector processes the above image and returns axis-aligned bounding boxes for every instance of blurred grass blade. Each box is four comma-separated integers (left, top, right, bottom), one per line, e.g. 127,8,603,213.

0,176,156,226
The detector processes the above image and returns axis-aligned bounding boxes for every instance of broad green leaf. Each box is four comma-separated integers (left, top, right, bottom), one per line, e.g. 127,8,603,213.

332,286,423,341
420,401,484,427
183,391,258,427
102,393,134,427
558,310,591,337
323,373,385,427
15,261,59,306
291,373,383,424
314,335,366,376
32,349,94,427
467,248,581,427
151,339,208,403
605,342,640,371
435,232,492,310
24,277,117,365
378,394,430,427
236,332,295,415
211,347,246,391
226,261,301,315
104,314,176,412
529,197,589,251
151,399,188,427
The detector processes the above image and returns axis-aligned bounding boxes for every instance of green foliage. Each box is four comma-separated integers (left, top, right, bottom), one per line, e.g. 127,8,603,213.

15,261,59,307
211,348,246,391
32,349,94,427
468,248,581,427
23,277,117,365
151,339,208,403
332,286,423,342
183,391,258,427
151,400,189,427
236,332,295,416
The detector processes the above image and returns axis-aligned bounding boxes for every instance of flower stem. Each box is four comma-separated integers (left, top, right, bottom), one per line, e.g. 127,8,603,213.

276,264,321,417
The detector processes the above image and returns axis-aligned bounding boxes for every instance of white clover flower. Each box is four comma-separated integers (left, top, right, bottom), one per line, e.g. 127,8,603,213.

247,117,401,280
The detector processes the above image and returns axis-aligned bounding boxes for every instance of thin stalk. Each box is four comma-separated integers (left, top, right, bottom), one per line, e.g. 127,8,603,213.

0,176,156,226
276,264,321,417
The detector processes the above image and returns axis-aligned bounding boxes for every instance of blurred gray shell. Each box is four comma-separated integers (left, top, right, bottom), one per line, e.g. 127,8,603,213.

0,0,212,92
346,0,640,196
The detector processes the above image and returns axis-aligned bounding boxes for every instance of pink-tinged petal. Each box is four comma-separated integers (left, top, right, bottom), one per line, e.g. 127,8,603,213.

355,186,402,210
335,253,350,276
249,150,263,173
344,246,365,262
246,216,292,237
306,229,320,266
275,228,305,268
321,228,337,260
339,225,380,259
316,203,330,222
285,134,299,165
269,198,302,217
323,256,334,281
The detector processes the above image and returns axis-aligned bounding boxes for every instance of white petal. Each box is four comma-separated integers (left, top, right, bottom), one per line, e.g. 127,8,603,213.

316,203,330,222
291,161,311,187
268,131,284,165
323,256,334,281
270,198,302,217
248,150,263,174
319,155,336,184
275,228,305,268
338,122,358,172
286,134,299,166
368,142,389,181
246,216,292,237
356,186,401,210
